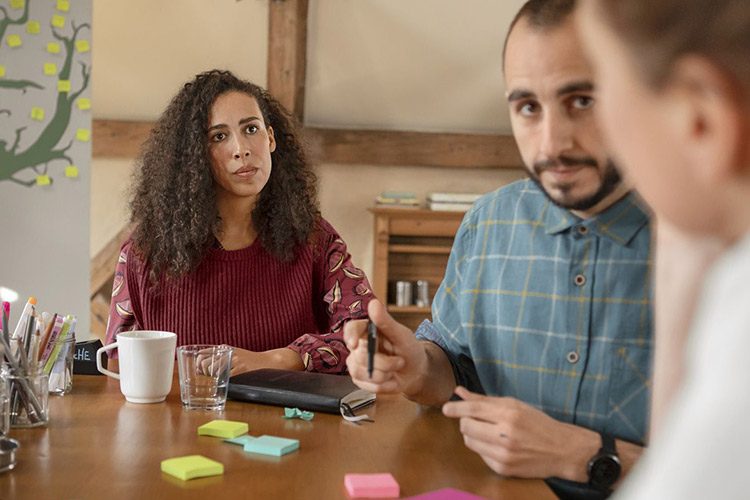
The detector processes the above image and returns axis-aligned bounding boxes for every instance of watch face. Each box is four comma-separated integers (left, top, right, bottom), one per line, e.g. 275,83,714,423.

590,455,622,489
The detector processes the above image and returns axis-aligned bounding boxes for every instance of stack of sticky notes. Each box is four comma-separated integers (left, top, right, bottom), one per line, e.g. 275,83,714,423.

161,455,223,481
197,419,248,438
225,434,300,457
404,488,487,499
345,473,400,498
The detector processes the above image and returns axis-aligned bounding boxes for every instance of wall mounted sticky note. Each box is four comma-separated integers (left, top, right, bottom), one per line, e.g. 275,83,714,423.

0,66,5,78
224,435,255,447
344,473,400,499
75,40,90,53
10,0,24,9
65,165,79,178
243,435,299,457
36,175,51,186
51,15,65,29
47,42,61,54
43,63,57,76
56,0,70,12
27,21,41,34
77,98,91,110
75,129,90,142
160,455,223,481
30,107,45,121
57,80,71,92
197,420,248,439
7,35,22,48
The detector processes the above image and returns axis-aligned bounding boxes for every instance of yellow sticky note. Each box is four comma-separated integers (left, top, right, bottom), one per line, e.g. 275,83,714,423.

77,98,91,110
57,80,71,92
161,455,223,481
197,420,248,439
0,66,5,78
65,165,79,178
51,15,65,29
47,42,61,54
56,0,70,12
36,175,51,186
75,40,90,53
75,129,90,142
10,0,24,9
30,107,45,121
27,21,41,34
43,63,57,76
7,35,22,48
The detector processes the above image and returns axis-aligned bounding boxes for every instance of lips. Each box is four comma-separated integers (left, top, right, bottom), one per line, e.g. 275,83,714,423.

234,165,259,177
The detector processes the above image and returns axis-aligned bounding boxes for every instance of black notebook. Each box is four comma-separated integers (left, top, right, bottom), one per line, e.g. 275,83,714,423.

228,368,376,414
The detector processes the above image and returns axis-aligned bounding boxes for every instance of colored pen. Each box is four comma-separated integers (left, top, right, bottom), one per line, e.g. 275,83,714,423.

367,321,377,379
12,296,36,341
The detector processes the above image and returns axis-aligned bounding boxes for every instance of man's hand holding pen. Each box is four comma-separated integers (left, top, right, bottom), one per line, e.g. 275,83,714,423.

344,299,429,396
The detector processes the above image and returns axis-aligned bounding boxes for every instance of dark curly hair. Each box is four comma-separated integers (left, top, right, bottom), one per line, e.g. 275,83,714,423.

129,70,319,282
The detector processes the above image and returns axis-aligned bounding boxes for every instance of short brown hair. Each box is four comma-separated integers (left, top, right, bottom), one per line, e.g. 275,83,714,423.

503,0,577,67
595,0,750,89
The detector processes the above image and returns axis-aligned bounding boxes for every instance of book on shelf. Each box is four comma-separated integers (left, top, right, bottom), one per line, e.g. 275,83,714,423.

427,201,474,212
375,190,420,207
426,192,483,204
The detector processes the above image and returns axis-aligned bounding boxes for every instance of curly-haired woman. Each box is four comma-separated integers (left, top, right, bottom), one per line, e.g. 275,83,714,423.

105,70,373,375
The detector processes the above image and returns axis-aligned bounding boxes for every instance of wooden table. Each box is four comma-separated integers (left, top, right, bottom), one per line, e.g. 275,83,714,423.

0,375,555,499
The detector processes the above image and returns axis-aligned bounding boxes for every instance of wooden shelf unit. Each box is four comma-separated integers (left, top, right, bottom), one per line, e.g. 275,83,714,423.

370,207,465,331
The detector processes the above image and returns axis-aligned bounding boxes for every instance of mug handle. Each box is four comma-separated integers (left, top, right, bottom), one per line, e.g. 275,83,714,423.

96,342,120,380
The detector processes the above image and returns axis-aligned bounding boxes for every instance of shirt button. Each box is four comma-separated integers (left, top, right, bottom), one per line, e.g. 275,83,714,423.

577,225,589,235
574,274,586,286
567,351,580,364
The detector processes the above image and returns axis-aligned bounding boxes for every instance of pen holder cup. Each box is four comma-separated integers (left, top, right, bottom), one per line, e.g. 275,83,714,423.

0,378,9,437
46,335,75,395
1,366,49,428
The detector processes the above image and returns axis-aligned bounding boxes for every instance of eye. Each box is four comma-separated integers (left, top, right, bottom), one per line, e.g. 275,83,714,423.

244,124,259,134
570,95,594,110
210,131,226,142
517,101,540,117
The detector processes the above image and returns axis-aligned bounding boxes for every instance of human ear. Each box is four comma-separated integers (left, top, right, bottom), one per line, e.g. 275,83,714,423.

666,56,746,184
267,125,277,153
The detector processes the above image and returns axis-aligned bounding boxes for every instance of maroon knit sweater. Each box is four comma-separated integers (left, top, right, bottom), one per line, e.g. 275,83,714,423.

105,219,373,373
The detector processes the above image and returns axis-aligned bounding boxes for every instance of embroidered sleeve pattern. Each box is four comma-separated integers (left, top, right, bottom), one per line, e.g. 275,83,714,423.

104,241,138,356
288,234,373,373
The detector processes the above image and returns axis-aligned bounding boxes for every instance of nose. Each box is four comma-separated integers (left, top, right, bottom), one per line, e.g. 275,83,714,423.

539,108,574,159
232,136,251,160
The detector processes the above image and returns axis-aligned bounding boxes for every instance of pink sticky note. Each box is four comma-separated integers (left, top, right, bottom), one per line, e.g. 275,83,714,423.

403,488,487,500
345,473,400,498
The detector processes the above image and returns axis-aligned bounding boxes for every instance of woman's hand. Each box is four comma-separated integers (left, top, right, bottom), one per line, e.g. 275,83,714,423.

228,347,304,376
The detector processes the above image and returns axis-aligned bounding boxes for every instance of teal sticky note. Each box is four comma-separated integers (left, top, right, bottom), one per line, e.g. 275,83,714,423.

197,419,248,439
224,435,255,447
243,435,299,457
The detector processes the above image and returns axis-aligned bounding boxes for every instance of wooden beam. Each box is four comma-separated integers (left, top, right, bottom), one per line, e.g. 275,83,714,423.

267,0,309,121
93,119,152,158
92,119,523,169
90,224,132,296
304,127,523,169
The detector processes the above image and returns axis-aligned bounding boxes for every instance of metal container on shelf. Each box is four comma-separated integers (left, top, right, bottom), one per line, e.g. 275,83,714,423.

395,281,413,307
415,280,430,308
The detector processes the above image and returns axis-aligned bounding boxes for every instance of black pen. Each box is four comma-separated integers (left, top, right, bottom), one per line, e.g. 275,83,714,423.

367,321,377,379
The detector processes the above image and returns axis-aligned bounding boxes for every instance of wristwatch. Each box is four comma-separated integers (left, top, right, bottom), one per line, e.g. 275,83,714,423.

587,433,621,490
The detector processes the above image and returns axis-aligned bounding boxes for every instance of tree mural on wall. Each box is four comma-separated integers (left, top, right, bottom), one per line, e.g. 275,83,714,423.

0,0,90,187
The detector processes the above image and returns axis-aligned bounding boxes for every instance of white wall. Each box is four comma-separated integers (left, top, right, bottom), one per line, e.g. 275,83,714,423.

90,0,529,279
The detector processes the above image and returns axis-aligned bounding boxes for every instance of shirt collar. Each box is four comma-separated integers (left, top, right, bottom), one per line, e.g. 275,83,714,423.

543,189,650,246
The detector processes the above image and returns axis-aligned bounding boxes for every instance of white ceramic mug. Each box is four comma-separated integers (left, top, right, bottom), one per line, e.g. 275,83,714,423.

96,331,177,404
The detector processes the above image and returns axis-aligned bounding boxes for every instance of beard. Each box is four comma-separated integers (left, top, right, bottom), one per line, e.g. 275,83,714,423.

528,155,622,212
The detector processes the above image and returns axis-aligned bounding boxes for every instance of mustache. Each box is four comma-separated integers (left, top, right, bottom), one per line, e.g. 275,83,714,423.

533,155,599,174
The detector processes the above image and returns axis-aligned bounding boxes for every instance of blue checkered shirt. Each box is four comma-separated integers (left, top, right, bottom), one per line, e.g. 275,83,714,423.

417,179,652,444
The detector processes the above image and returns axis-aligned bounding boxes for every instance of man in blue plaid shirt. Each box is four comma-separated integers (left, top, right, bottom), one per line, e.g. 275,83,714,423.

346,0,651,497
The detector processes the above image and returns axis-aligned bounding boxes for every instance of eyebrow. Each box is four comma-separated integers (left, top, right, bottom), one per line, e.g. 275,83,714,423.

557,81,594,97
207,116,262,132
506,81,595,103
